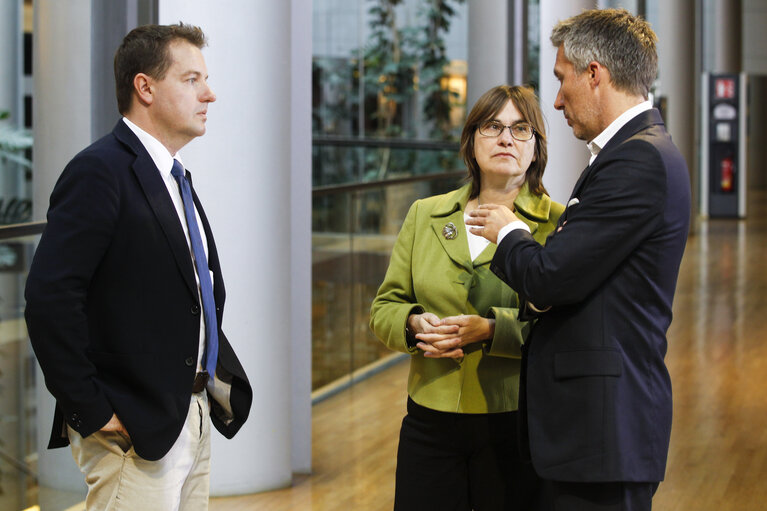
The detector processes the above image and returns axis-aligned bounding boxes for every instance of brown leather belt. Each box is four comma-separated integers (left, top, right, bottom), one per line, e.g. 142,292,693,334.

192,370,209,393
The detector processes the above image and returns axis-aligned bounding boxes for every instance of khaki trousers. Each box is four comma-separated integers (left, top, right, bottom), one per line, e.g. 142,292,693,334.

68,392,211,511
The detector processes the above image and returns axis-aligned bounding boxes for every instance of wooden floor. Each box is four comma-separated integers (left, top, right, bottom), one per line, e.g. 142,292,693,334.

211,190,767,511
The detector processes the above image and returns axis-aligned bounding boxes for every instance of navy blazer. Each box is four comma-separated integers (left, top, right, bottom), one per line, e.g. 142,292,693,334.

25,120,252,461
491,109,691,482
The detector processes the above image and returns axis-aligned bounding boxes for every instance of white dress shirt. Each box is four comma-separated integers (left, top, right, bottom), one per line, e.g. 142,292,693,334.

122,117,208,372
586,100,652,165
464,211,490,261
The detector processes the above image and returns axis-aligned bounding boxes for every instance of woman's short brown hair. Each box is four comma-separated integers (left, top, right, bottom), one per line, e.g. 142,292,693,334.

460,85,548,198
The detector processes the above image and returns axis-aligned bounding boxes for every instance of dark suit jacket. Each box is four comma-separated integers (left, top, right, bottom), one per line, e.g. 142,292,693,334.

25,120,252,461
491,109,690,482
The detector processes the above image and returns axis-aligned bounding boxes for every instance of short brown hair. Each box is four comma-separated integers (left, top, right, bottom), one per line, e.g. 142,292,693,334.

114,23,207,114
460,85,548,198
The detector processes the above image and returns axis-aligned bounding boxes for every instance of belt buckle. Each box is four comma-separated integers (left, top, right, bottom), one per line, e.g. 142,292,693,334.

192,370,209,393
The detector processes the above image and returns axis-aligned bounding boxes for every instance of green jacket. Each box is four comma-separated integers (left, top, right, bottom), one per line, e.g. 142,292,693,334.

370,183,563,413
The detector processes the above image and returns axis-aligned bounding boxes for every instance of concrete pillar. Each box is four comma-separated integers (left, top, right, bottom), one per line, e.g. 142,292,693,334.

157,0,302,495
290,0,313,475
467,0,512,109
743,0,767,191
704,0,741,73
748,77,767,190
32,0,93,493
538,0,595,203
32,1,94,220
654,0,696,205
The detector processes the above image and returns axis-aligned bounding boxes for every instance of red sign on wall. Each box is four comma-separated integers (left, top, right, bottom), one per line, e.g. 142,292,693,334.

714,78,736,99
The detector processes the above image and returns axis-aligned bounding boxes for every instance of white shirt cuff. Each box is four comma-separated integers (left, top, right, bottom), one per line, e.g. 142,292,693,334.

527,301,552,313
497,220,530,244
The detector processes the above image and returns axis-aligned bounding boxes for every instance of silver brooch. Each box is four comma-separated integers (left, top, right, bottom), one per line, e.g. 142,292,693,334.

442,222,457,240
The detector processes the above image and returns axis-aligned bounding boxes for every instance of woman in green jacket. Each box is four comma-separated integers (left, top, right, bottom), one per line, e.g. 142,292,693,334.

370,85,564,511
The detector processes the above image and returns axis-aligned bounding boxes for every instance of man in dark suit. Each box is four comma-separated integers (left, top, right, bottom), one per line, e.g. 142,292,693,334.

25,23,252,510
464,9,691,511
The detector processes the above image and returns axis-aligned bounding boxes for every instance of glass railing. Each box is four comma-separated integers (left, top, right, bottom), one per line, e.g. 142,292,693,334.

312,136,463,187
311,167,466,394
0,222,43,511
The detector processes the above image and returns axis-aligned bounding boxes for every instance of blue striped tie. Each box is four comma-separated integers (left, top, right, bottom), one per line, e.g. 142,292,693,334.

170,159,218,379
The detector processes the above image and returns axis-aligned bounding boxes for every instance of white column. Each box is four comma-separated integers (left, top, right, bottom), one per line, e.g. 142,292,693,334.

157,0,297,495
538,0,594,203
654,0,696,185
290,0,313,475
709,0,741,73
32,1,94,220
467,0,511,109
32,0,93,492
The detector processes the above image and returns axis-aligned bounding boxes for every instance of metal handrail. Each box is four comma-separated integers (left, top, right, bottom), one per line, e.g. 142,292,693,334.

0,171,465,237
312,170,465,197
0,221,45,240
313,136,460,152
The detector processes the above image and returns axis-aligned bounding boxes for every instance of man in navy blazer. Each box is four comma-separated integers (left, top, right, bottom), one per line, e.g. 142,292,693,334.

464,9,691,511
25,23,251,510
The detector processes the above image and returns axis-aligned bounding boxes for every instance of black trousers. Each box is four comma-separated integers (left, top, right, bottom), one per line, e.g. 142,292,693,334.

394,397,541,511
541,480,660,511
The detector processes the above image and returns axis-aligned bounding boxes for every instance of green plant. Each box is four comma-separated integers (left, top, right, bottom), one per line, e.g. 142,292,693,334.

361,0,464,141
418,0,464,139
311,0,466,186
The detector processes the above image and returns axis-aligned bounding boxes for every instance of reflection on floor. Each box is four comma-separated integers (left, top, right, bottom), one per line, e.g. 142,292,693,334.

211,358,408,511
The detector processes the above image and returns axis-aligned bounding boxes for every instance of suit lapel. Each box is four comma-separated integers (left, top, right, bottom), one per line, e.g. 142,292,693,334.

570,163,593,203
569,109,663,202
430,186,473,274
472,243,495,267
431,210,473,273
113,121,198,299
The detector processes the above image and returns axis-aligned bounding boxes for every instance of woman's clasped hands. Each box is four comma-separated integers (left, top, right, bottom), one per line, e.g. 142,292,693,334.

407,312,495,359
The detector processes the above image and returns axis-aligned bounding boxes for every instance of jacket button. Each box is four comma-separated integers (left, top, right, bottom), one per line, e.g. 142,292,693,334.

185,357,195,367
191,304,200,315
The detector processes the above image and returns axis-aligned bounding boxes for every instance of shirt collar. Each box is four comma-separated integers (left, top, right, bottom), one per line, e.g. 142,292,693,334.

587,100,652,164
433,182,552,223
121,117,184,176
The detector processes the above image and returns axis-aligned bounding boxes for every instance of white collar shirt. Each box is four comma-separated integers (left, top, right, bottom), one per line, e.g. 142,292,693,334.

587,100,653,165
122,116,208,371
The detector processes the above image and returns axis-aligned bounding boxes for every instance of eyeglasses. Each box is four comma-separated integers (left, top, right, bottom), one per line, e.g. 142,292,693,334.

478,120,536,141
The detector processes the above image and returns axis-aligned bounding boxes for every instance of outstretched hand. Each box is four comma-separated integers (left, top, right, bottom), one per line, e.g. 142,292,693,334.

466,204,519,244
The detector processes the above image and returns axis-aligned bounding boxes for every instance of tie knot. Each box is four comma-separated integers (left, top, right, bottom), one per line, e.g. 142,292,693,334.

170,159,185,179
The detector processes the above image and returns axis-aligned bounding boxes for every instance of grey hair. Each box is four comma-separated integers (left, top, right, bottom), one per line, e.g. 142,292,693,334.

550,8,657,98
